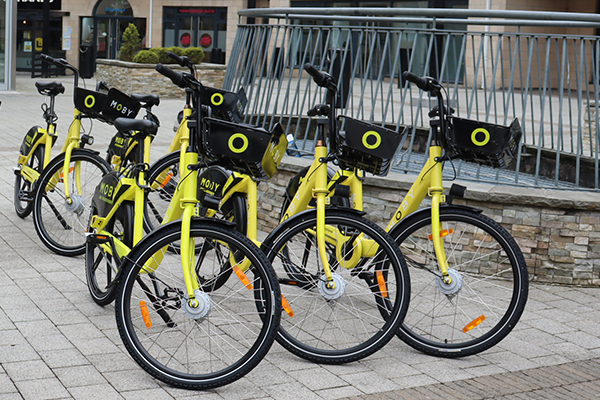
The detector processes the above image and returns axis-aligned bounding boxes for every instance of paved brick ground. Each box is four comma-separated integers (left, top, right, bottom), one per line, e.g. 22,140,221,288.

0,73,599,399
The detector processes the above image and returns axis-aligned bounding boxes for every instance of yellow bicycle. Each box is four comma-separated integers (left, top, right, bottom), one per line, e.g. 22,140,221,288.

86,64,281,389
14,55,110,221
148,63,412,364
280,69,529,357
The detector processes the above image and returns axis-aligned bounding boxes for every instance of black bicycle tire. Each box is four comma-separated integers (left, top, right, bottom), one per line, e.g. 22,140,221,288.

15,145,44,219
115,219,281,389
85,202,134,306
261,209,411,364
32,149,111,256
390,206,528,357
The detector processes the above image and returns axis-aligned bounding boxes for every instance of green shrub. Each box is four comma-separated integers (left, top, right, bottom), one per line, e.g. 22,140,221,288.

184,47,205,64
119,23,140,62
132,50,159,64
133,46,202,64
167,46,184,57
148,47,170,63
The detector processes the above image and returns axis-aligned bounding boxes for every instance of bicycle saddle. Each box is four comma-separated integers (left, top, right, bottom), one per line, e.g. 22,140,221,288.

114,117,158,137
35,81,65,96
131,93,160,108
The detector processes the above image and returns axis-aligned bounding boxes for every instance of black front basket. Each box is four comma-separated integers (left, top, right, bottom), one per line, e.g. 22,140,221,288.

200,87,248,123
205,118,288,180
447,117,522,168
338,116,405,176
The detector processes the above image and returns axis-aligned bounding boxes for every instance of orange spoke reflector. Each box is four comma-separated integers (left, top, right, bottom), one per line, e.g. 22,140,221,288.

463,315,486,333
428,228,454,240
140,301,152,329
160,173,174,189
233,265,253,290
376,271,388,298
60,166,75,181
281,295,294,317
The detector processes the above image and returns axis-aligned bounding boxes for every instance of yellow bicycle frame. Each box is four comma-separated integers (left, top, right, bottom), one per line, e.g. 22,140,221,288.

89,133,153,257
328,145,452,283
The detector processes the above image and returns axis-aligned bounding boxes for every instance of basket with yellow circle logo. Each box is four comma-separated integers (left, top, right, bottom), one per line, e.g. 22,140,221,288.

447,117,522,168
74,87,107,119
337,116,405,176
204,118,288,180
200,87,247,123
74,87,140,122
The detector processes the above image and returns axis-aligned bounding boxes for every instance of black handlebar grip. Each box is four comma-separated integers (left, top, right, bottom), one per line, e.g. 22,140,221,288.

40,54,54,63
304,63,328,87
167,51,186,67
402,71,434,92
155,63,186,88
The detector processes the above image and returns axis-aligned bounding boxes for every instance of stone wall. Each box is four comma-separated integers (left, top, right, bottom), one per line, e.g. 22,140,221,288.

95,59,226,98
255,156,600,286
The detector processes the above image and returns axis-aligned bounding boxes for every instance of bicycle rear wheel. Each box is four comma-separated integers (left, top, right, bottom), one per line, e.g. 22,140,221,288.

262,209,410,364
390,206,528,357
85,202,134,306
115,219,281,390
14,145,44,219
32,149,110,256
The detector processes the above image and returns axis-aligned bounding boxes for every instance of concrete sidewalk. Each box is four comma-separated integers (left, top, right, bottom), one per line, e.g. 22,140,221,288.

0,73,599,399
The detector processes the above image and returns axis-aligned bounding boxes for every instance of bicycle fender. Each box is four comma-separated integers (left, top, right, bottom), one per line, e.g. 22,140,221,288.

262,207,366,256
389,204,483,236
71,148,103,157
20,126,49,156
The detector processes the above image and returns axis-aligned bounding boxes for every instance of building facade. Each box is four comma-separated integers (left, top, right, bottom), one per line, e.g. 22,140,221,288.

1,0,598,90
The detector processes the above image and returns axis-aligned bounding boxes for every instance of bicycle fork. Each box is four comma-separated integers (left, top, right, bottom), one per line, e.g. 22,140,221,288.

428,146,452,285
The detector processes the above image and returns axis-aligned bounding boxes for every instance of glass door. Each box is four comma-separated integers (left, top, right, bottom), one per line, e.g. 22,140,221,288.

96,18,134,59
96,19,113,59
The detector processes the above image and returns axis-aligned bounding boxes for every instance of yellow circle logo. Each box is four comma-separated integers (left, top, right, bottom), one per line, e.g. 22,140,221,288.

84,95,95,108
211,93,224,106
471,128,491,147
228,133,249,153
362,130,382,150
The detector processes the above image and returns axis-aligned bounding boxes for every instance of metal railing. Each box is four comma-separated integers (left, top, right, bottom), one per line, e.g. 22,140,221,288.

224,8,600,190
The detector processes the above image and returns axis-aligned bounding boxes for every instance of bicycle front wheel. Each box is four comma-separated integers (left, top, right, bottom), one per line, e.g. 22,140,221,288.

262,209,411,364
32,150,110,256
115,219,281,390
390,206,528,357
14,145,44,219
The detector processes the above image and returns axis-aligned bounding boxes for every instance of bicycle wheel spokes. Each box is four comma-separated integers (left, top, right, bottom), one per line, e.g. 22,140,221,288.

395,208,527,357
116,222,279,389
34,152,109,256
265,210,410,364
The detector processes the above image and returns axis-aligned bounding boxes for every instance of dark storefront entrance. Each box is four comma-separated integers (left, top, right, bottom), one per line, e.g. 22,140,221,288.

17,1,68,75
80,0,145,74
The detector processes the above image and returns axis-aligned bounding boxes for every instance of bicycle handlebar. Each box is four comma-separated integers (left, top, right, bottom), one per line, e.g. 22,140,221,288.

155,63,187,89
167,52,194,70
304,63,337,91
402,71,441,94
40,53,80,86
